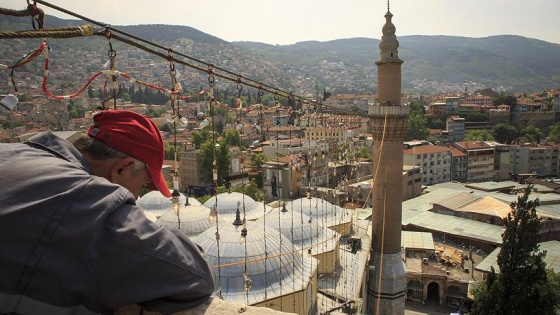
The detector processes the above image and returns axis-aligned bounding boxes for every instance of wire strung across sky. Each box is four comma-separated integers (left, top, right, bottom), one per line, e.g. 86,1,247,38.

0,0,353,115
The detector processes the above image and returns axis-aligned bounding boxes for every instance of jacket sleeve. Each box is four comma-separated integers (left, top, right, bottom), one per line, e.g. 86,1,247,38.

96,201,215,314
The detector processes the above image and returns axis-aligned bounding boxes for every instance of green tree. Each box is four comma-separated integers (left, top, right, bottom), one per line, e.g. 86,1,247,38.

464,130,495,141
471,186,560,315
160,122,173,133
192,127,211,148
464,112,489,122
493,93,518,107
405,112,429,141
355,147,372,159
222,129,242,148
493,123,518,144
427,116,446,129
519,125,543,144
164,142,180,160
250,152,268,169
548,123,560,142
200,139,230,186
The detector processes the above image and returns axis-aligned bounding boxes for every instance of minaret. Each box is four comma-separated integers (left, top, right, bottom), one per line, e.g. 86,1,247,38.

367,2,408,315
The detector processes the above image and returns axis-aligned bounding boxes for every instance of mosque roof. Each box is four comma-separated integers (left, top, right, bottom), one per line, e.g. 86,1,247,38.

287,197,353,228
137,191,200,217
203,192,272,221
257,208,339,255
194,221,317,304
156,204,215,237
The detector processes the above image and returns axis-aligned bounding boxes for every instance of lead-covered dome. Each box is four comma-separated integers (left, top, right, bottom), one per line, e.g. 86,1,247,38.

137,191,200,218
156,204,215,237
193,221,317,304
257,208,338,256
288,197,353,229
202,192,271,221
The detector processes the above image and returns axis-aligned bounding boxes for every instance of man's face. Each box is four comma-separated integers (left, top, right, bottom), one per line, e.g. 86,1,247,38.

111,158,152,199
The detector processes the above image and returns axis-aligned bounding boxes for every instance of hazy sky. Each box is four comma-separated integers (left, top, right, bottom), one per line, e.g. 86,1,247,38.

3,0,559,45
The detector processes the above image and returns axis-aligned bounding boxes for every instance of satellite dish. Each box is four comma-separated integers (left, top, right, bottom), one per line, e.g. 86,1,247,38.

0,94,18,111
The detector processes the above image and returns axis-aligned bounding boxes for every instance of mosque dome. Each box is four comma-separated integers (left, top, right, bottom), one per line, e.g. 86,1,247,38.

257,208,338,256
137,191,200,218
203,192,271,221
156,204,215,237
288,197,353,229
194,220,317,304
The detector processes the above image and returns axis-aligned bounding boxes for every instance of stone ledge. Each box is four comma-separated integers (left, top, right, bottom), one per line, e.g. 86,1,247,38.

115,297,296,315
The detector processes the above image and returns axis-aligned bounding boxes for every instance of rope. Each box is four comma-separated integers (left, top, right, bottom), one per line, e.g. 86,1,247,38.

375,184,388,315
0,41,47,70
0,25,98,38
361,111,388,209
0,4,44,29
25,0,353,116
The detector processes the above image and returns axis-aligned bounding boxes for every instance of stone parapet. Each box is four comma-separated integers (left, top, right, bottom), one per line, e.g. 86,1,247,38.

116,297,296,315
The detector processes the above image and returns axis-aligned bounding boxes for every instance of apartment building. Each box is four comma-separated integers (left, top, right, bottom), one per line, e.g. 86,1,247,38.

463,94,493,107
403,145,452,185
452,142,495,182
446,116,466,142
179,149,213,195
449,147,467,182
509,144,560,178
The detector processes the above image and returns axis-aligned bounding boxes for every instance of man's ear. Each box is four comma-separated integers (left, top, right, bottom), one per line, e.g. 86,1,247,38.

109,158,136,183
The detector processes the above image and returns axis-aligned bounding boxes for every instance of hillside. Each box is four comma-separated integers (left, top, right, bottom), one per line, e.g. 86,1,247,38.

236,36,560,92
1,14,560,93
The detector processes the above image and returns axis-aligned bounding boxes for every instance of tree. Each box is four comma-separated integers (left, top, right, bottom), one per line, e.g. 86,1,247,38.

405,112,429,141
192,127,211,148
519,125,543,144
464,129,495,142
199,138,230,186
548,123,560,142
355,147,372,159
160,122,173,133
493,123,518,144
250,152,268,169
493,93,518,107
249,153,267,188
222,129,242,148
471,186,560,315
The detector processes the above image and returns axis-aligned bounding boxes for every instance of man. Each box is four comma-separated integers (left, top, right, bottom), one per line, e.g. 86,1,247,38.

0,110,215,315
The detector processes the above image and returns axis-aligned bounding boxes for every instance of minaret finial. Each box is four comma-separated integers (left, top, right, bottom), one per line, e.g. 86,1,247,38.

387,0,390,11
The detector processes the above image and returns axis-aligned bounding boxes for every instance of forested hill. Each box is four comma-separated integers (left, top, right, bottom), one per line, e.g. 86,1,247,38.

236,35,560,92
2,13,560,92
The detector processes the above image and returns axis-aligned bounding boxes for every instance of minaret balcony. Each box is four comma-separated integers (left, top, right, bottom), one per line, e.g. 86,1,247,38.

368,103,410,117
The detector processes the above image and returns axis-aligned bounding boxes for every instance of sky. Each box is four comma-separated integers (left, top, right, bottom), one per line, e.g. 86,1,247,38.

3,0,560,45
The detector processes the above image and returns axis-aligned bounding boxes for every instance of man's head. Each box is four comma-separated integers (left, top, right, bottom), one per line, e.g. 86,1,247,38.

75,110,171,198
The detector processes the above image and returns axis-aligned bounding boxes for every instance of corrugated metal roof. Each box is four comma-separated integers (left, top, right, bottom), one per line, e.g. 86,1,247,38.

459,196,511,218
402,231,435,251
475,241,560,273
404,211,503,245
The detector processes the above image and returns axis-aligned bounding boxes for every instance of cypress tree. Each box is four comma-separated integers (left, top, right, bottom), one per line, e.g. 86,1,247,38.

471,185,560,314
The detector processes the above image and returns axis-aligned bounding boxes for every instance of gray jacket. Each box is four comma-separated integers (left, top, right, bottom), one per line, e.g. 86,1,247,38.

0,131,215,315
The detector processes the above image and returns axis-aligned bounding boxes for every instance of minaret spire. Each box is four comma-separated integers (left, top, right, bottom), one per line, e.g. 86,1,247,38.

367,3,408,315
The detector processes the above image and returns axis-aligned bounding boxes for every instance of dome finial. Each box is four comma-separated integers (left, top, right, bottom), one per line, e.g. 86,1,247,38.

387,0,390,11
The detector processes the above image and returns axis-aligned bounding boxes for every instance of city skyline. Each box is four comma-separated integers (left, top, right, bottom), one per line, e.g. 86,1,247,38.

2,0,559,45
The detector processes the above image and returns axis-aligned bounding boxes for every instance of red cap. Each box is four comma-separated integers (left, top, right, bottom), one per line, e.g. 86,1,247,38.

87,110,171,198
